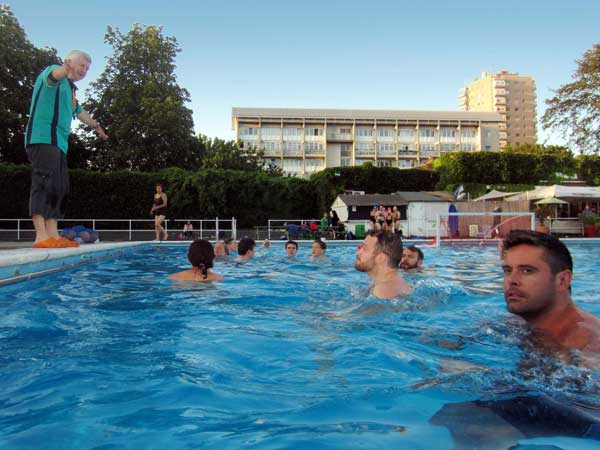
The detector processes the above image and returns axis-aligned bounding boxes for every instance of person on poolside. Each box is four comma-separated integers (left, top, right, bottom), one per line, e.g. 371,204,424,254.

354,230,412,299
262,239,271,248
285,240,298,257
400,245,424,271
25,50,108,249
311,239,327,258
61,225,99,244
501,229,600,353
169,239,223,282
150,183,168,241
237,237,255,261
224,237,236,255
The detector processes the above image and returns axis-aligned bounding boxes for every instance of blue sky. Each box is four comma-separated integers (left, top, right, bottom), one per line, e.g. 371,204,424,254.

8,0,600,144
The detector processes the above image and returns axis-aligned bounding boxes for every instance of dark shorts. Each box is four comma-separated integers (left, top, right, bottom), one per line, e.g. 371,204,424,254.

26,144,69,220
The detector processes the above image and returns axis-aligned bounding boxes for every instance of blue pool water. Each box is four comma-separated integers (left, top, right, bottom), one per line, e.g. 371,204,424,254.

1,242,599,449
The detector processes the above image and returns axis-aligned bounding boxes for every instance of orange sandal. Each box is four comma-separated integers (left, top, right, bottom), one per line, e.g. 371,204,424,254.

56,237,80,248
33,237,64,249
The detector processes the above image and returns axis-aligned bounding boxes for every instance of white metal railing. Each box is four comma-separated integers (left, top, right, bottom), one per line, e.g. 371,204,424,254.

0,217,236,241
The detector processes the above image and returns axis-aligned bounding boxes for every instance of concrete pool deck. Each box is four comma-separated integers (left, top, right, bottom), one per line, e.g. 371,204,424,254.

0,241,149,286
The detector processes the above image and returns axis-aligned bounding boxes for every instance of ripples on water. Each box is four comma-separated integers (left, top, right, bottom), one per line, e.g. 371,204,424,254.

0,242,599,449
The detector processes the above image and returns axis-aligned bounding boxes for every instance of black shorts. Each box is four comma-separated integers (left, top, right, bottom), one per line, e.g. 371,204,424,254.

26,144,69,220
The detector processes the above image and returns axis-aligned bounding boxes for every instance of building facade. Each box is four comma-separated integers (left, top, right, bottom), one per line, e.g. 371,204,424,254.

232,107,502,176
458,71,537,148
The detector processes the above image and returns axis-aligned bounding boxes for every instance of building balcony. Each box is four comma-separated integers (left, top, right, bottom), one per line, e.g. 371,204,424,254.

420,150,439,158
355,150,376,158
498,123,507,130
377,150,396,158
495,106,506,113
283,149,303,157
493,80,506,87
326,133,353,142
494,88,507,96
263,149,282,157
305,148,325,156
494,97,506,105
399,152,418,157
499,132,507,139
304,135,324,142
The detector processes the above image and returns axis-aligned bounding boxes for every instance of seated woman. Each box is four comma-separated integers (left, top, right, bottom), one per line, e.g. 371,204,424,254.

169,239,223,282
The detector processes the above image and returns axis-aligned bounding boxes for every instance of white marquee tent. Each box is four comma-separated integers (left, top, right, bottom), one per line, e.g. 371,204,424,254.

505,185,600,202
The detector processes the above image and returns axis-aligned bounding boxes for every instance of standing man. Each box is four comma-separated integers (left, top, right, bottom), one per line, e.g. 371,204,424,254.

400,245,424,271
502,230,600,353
25,50,108,248
354,230,412,299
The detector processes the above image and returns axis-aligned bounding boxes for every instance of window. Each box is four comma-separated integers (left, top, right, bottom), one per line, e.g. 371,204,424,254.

419,128,436,138
420,143,435,151
440,144,456,151
340,127,352,134
305,127,323,137
304,142,323,153
377,143,394,152
283,127,302,136
440,128,456,138
461,143,476,151
377,128,393,137
341,143,352,157
399,143,416,151
261,127,280,137
460,129,476,138
355,127,373,137
398,128,416,140
240,127,258,136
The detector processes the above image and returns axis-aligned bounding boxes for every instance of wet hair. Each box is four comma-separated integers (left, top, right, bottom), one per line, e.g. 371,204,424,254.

65,49,92,63
286,240,298,250
406,245,424,262
187,239,215,279
367,230,403,268
237,237,256,256
156,182,164,189
503,230,573,274
313,239,326,250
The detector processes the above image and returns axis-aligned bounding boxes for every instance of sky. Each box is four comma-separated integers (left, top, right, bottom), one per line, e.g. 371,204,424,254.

8,0,600,144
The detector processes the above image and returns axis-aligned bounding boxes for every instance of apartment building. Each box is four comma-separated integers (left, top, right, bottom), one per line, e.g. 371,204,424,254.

232,107,502,176
458,71,537,148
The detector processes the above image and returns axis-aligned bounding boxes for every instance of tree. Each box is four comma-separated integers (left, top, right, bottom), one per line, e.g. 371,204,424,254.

199,134,282,175
0,5,59,164
83,24,201,171
542,43,600,154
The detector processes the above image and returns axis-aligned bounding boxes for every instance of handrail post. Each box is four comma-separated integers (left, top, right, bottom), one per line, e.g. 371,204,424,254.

233,217,237,240
215,217,219,241
268,219,271,240
17,219,21,241
129,220,132,241
200,220,203,240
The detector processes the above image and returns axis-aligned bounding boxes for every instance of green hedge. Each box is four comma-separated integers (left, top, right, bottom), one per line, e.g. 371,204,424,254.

434,151,577,188
0,165,318,228
310,166,440,214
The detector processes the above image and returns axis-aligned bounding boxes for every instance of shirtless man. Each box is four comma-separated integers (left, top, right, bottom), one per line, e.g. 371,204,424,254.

400,245,424,271
502,230,600,353
354,230,412,299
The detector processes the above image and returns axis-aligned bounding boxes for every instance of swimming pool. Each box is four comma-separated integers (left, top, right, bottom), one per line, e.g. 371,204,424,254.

1,242,599,449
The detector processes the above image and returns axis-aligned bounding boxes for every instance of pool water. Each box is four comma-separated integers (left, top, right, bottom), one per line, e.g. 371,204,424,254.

1,243,599,449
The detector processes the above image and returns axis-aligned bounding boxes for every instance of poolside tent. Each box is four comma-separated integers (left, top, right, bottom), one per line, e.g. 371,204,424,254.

505,185,600,202
473,189,521,202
